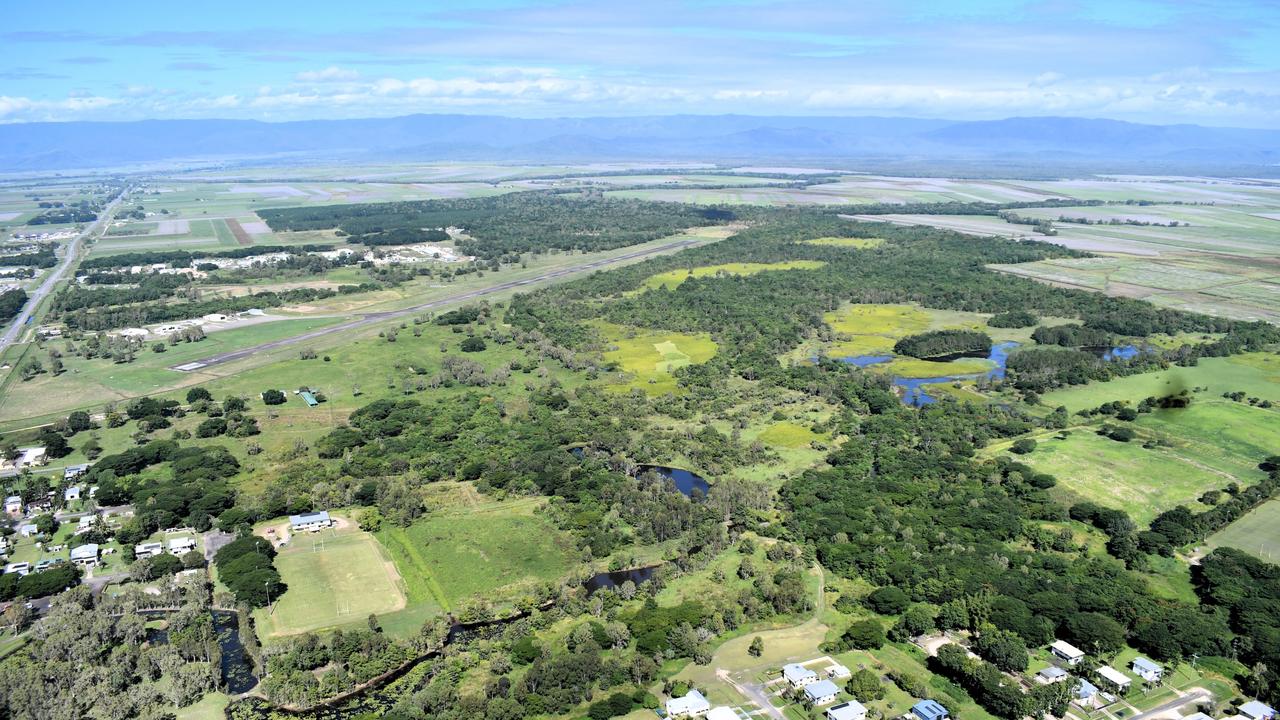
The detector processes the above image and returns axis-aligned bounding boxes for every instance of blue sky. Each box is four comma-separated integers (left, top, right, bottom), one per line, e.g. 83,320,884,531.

2,0,1279,126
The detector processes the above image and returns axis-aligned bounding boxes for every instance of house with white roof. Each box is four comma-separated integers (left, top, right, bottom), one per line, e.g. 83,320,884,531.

804,680,841,707
4,496,22,515
827,663,852,679
134,541,164,558
70,543,99,567
666,689,711,718
3,561,30,576
63,485,82,502
827,700,868,720
1038,666,1069,684
705,708,738,720
289,510,332,533
1075,679,1099,702
75,515,94,534
63,463,91,481
1097,666,1131,693
1241,701,1277,720
1131,657,1162,683
168,537,197,556
783,662,818,688
1050,640,1085,665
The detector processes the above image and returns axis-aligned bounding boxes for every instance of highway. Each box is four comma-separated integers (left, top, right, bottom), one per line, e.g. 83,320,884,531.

171,235,706,372
0,192,125,354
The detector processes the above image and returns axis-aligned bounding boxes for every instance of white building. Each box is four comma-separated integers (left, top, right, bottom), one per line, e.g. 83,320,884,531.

827,663,852,679
1131,657,1162,683
70,543,100,568
1241,701,1277,720
63,485,82,502
706,708,739,720
783,662,818,688
1097,666,1131,693
168,537,197,556
3,561,30,576
666,689,711,718
804,680,841,707
63,463,91,481
827,700,868,720
1050,640,1085,666
289,510,332,533
75,515,94,534
4,495,22,515
134,541,164,558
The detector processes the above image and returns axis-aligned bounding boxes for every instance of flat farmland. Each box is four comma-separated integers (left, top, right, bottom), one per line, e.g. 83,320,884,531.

1040,352,1280,412
1205,500,1280,562
606,175,1069,205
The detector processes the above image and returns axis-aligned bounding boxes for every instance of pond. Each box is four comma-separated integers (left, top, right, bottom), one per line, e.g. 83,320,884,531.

840,341,1020,406
637,465,710,498
583,565,660,594
1085,344,1143,361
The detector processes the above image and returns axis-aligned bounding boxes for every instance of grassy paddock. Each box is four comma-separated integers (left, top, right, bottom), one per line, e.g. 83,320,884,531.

1206,499,1280,562
597,321,718,395
803,236,885,248
254,519,407,639
640,260,826,291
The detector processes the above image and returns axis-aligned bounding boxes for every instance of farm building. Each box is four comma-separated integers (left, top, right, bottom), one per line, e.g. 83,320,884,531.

1038,666,1069,684
1097,666,1131,693
827,700,868,720
666,689,710,717
783,662,818,687
290,511,332,533
299,391,319,407
912,700,950,720
168,537,197,556
1050,640,1085,665
1131,657,1162,683
804,680,841,707
134,542,164,558
1241,701,1277,720
70,543,99,567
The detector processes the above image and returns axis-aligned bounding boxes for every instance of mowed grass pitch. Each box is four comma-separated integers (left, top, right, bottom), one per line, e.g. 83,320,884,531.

256,523,407,639
640,260,826,291
1206,499,1280,562
376,496,575,615
598,322,718,395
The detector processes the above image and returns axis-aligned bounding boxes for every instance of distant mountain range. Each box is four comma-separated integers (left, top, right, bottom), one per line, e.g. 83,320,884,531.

2,114,1278,175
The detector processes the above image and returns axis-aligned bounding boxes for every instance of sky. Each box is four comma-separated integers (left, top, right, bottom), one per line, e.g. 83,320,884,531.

2,0,1279,127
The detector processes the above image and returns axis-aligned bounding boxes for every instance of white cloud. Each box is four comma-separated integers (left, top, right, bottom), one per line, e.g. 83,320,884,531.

295,66,360,82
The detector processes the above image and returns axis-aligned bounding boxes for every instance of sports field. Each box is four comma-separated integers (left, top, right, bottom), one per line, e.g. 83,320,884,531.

639,260,825,291
1206,500,1280,562
598,322,718,395
255,521,407,638
376,494,575,615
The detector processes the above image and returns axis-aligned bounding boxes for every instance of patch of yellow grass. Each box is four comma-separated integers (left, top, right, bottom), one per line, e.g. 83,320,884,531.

804,236,885,248
757,421,823,449
598,322,718,395
885,356,993,378
824,303,931,358
642,260,826,291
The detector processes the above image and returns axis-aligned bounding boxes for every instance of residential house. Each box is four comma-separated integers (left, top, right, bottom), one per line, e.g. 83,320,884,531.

912,700,950,720
134,542,164,558
34,559,58,572
3,561,30,576
783,663,818,688
666,689,711,718
1097,666,1131,694
4,496,22,515
17,523,38,537
63,485,82,502
1241,701,1277,720
804,680,841,707
1075,679,1099,702
705,708,739,720
1038,666,1069,684
15,447,46,468
1131,657,1162,683
70,543,100,567
289,510,332,533
827,663,852,680
827,701,868,720
0,536,9,555
1050,640,1086,666
75,515,94,534
63,464,90,481
168,537,197,556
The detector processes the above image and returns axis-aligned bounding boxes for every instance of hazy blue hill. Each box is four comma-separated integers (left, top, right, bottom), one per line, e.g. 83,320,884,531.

2,113,1277,173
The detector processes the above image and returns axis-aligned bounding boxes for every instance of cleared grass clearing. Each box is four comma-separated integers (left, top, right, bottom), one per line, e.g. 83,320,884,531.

640,260,826,291
1206,499,1280,562
756,421,824,449
598,321,718,395
376,495,575,615
1040,352,1280,413
802,236,885,248
885,356,993,379
255,521,407,639
824,303,932,357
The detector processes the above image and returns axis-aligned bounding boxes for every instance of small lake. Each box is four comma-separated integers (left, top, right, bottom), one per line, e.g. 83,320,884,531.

140,609,257,694
637,465,710,498
584,565,660,594
1085,344,1142,361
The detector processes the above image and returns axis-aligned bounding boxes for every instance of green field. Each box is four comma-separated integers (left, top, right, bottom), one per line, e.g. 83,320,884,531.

803,236,885,248
640,260,826,291
598,322,718,395
1206,499,1280,562
1041,353,1280,413
255,521,408,639
376,494,575,616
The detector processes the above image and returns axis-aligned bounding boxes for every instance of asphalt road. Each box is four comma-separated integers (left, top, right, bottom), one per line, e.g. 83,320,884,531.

171,236,705,372
1129,689,1210,720
0,193,125,354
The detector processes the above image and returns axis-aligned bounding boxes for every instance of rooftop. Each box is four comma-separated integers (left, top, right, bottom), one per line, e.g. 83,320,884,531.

1241,701,1277,718
667,689,710,715
1132,657,1161,673
1051,640,1085,657
70,543,99,560
913,700,950,720
784,663,818,681
290,510,331,525
828,701,868,720
805,679,841,700
1040,666,1068,679
1098,666,1130,686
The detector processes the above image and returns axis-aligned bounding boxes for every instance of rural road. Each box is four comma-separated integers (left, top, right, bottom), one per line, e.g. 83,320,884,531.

1128,689,1211,720
171,236,706,372
0,192,126,354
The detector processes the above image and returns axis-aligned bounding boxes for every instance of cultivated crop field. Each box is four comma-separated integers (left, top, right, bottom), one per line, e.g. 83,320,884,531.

255,521,408,639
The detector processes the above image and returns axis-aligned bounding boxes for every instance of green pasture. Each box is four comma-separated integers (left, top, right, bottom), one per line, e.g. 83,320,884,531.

640,260,826,291
1206,499,1280,562
1040,353,1280,413
885,356,993,379
598,322,718,395
376,494,575,617
254,521,408,640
